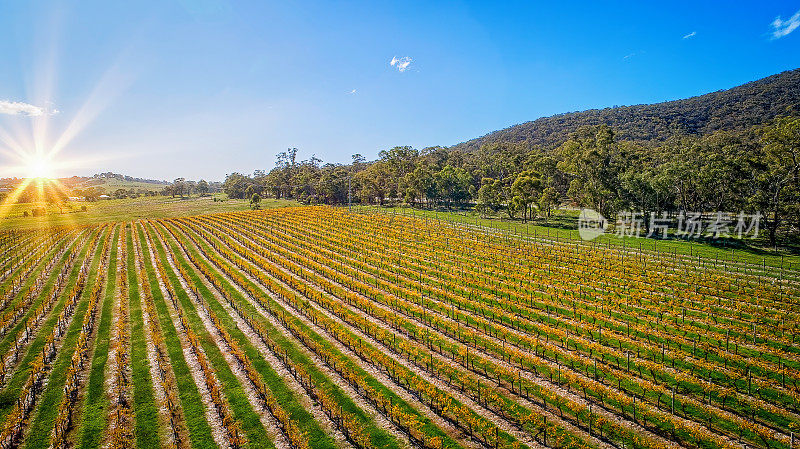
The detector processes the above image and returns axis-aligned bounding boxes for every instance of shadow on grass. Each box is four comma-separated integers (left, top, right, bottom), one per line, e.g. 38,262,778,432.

372,204,800,260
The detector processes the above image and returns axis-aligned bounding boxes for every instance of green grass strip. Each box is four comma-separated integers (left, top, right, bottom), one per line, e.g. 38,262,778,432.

0,231,73,311
126,225,162,449
136,224,217,449
23,226,113,449
76,225,121,448
155,221,345,448
146,222,276,449
178,218,467,449
0,232,82,356
167,219,405,449
0,228,99,423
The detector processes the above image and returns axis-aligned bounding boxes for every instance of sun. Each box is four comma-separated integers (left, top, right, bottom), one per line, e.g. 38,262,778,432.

25,155,55,179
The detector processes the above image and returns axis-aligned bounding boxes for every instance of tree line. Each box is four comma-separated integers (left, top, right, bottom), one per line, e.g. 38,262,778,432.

160,178,218,198
223,116,800,247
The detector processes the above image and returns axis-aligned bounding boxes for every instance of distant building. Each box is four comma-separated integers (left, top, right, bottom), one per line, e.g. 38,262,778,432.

98,194,111,200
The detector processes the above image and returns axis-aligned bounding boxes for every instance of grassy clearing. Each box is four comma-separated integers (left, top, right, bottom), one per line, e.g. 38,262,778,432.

363,206,800,273
0,195,298,231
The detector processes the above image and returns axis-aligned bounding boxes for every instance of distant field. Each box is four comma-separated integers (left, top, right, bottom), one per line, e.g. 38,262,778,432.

80,178,169,194
0,195,297,230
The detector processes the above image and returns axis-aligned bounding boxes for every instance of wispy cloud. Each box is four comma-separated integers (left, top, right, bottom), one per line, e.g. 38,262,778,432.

682,31,696,39
0,100,56,116
770,9,800,39
390,56,412,72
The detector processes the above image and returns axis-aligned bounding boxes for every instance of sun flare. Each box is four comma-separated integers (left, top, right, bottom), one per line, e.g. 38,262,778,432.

24,155,55,179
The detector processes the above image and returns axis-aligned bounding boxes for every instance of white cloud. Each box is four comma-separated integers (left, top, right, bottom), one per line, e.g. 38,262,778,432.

683,31,696,39
390,56,412,72
349,89,357,94
0,100,53,116
771,9,800,39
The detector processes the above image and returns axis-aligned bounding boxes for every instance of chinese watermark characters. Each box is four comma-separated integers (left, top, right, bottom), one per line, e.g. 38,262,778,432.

577,209,761,241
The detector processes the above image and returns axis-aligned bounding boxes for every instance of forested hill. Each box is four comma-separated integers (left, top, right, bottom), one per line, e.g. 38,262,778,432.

451,68,800,152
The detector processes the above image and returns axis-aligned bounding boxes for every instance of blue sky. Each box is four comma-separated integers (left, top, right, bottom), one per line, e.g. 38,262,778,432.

0,0,798,181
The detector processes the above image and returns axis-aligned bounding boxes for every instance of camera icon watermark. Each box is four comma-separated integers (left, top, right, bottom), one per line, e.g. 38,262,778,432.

578,208,608,241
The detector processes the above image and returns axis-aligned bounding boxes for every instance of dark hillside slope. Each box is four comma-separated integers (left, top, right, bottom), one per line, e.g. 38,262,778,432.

451,68,800,152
